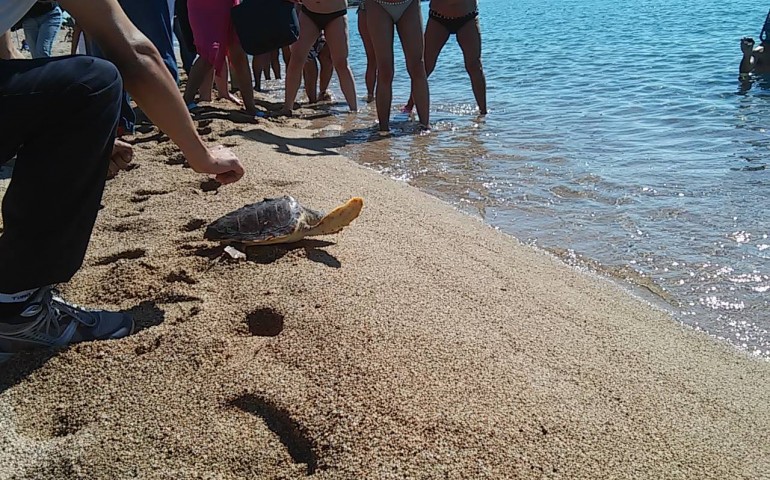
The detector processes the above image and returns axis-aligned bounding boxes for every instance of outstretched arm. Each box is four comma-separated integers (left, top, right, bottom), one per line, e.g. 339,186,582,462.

59,0,244,184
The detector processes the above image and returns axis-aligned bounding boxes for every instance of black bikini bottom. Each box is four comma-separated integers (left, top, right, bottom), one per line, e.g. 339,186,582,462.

302,5,347,31
428,9,478,34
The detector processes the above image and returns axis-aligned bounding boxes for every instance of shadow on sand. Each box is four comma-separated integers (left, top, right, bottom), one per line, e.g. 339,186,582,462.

190,239,341,269
0,301,165,396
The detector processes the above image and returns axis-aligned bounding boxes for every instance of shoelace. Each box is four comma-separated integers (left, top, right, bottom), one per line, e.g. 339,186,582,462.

49,291,98,328
24,290,98,340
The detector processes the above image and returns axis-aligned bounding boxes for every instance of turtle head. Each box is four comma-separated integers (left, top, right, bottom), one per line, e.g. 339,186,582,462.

299,206,326,228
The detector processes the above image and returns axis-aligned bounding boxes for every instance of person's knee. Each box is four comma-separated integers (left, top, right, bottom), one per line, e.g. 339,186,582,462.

377,64,394,83
66,57,123,106
405,58,427,80
332,57,349,72
465,56,483,74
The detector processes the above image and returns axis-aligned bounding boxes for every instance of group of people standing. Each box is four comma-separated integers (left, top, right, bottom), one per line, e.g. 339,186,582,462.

0,0,486,362
279,0,487,134
173,0,486,135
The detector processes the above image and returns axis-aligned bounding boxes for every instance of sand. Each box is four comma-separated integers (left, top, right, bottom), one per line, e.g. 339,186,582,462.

1,40,770,480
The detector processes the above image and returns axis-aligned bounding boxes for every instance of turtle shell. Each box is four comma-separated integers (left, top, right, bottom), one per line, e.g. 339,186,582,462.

204,196,324,244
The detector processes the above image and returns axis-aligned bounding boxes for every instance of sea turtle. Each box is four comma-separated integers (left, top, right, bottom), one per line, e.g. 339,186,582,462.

204,196,364,246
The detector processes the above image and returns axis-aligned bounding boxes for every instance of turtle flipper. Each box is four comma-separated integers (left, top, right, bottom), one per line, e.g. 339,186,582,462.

305,197,364,237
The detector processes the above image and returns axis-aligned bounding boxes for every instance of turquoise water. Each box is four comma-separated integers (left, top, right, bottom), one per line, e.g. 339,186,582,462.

281,0,770,358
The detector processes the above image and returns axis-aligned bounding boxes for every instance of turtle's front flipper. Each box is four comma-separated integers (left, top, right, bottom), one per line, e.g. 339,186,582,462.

306,197,364,237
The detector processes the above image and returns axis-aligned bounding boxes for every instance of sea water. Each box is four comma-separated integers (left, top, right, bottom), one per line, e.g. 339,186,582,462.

260,0,770,358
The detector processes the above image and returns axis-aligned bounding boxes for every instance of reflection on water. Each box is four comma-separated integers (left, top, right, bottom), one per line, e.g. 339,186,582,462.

306,0,770,359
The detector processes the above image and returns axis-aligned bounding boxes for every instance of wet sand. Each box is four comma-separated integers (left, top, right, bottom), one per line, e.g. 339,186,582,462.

1,46,769,480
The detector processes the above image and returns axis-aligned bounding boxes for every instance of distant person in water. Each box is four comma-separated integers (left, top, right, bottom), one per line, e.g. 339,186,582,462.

739,37,770,76
404,0,486,115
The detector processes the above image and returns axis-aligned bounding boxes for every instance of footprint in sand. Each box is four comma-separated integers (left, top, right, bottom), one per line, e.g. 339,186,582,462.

166,152,187,166
154,293,203,304
230,394,319,475
94,248,146,266
181,218,207,232
130,188,171,203
134,334,163,356
108,218,155,234
164,269,198,285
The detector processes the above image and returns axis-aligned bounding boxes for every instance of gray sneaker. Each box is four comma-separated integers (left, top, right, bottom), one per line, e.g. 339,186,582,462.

0,287,134,364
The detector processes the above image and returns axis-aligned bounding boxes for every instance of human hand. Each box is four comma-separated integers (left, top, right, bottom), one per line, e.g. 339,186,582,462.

107,139,133,178
188,145,245,185
741,37,755,55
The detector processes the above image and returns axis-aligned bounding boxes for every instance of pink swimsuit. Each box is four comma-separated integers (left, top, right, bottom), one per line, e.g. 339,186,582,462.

187,0,240,73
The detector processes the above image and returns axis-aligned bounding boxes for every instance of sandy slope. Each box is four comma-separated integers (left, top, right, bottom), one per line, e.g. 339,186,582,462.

0,99,768,479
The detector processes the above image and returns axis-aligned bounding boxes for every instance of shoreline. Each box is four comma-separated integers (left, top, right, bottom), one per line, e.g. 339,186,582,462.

0,94,768,478
315,112,768,363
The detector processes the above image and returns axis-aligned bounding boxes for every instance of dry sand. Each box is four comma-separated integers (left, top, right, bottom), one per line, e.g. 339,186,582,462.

1,42,769,480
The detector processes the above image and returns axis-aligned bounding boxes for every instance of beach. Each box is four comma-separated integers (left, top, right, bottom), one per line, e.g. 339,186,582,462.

0,87,769,478
2,19,770,479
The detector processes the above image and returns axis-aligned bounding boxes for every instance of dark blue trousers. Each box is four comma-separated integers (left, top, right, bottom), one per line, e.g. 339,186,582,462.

0,56,122,293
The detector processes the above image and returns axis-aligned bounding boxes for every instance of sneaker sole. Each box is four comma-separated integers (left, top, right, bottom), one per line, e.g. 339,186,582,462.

0,318,135,364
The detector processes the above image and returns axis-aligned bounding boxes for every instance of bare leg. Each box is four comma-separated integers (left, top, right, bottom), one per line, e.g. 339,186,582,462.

405,17,449,112
366,0,395,132
323,15,357,110
396,0,430,128
199,66,214,102
216,60,242,105
283,12,322,114
303,56,319,104
227,38,257,114
357,8,376,102
271,49,281,79
456,18,486,115
252,56,262,91
318,43,333,100
184,56,215,105
281,46,291,67
262,54,272,80
257,53,271,81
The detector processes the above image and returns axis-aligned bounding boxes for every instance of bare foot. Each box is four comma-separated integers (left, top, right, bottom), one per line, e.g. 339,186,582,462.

365,94,375,103
320,90,333,102
218,92,243,106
